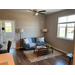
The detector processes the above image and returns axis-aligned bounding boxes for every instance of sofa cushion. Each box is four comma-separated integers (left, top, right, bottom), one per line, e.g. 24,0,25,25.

31,38,36,43
29,43,36,47
36,42,47,46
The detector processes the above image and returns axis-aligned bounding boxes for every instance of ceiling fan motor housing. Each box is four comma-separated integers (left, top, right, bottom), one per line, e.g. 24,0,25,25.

30,9,46,16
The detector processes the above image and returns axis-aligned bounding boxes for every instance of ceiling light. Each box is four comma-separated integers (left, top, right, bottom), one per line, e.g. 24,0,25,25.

35,13,38,16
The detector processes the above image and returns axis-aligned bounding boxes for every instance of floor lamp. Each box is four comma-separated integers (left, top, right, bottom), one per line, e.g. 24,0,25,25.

18,29,24,50
42,29,48,37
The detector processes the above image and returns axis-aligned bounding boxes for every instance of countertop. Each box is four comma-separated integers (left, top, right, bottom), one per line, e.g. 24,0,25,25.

0,53,15,65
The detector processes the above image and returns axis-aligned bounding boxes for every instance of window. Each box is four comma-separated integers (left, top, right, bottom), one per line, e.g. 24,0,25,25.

57,15,75,40
5,22,12,33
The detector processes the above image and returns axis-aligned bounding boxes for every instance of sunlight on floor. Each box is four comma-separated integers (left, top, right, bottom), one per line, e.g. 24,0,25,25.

56,61,64,65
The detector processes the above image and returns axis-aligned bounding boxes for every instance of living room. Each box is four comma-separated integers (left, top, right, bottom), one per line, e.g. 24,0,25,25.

0,9,75,65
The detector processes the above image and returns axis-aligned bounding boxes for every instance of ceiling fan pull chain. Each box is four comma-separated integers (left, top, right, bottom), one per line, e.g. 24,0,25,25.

35,16,37,23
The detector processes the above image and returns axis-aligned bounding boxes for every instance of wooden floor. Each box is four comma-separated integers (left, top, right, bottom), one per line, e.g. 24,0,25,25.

10,49,73,65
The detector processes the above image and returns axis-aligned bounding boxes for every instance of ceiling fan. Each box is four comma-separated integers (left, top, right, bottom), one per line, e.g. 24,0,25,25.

29,9,46,16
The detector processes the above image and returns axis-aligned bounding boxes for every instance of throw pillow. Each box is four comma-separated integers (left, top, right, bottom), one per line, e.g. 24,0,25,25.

36,37,44,42
28,38,32,43
36,37,41,42
40,37,44,42
23,38,29,44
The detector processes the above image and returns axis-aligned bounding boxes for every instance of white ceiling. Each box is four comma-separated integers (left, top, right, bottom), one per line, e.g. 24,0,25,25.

8,9,65,15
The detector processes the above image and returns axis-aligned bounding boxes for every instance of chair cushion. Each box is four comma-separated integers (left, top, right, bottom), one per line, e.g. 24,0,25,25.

0,50,8,54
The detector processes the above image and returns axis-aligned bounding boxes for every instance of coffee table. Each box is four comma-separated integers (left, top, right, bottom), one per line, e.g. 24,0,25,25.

33,45,53,57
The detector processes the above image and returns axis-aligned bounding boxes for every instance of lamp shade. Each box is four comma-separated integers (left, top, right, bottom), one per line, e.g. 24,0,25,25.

18,29,24,33
42,29,47,32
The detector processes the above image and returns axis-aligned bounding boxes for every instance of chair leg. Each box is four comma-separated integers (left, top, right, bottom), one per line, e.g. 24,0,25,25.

68,57,71,65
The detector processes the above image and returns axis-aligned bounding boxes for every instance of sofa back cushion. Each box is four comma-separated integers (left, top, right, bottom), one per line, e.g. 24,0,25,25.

23,38,29,44
23,38,32,44
31,38,36,43
36,37,44,42
23,37,44,43
28,38,32,43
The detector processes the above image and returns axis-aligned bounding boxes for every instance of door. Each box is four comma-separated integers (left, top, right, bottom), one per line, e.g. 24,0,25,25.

4,21,16,49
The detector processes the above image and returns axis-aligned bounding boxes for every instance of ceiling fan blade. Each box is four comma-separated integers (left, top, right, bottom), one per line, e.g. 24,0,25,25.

38,10,46,13
29,9,33,12
39,12,45,15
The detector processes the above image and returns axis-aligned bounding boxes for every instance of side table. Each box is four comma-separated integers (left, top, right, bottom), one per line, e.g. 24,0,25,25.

66,53,73,65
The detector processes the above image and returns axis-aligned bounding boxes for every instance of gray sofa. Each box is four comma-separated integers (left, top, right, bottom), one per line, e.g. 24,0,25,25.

22,37,48,50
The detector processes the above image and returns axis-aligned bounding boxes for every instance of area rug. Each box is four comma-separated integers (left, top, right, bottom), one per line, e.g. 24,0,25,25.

23,49,62,63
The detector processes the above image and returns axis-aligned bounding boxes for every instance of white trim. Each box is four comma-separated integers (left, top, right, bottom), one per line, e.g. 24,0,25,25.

57,36,73,41
57,23,74,40
0,20,16,22
5,22,12,33
53,47,70,54
58,21,75,24
57,15,75,41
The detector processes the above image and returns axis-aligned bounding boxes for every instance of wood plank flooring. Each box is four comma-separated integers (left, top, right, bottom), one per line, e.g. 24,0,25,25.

10,49,73,65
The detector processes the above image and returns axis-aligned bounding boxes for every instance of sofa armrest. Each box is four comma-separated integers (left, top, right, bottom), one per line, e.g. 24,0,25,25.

45,40,48,43
22,41,30,49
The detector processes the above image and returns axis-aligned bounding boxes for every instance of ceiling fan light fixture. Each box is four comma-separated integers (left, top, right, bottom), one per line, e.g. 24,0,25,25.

29,9,46,16
35,12,38,16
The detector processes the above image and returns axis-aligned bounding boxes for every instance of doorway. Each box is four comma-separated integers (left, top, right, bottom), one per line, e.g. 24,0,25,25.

0,20,16,49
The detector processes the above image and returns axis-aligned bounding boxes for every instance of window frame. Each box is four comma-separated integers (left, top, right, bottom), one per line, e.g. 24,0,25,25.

5,22,12,33
57,15,75,41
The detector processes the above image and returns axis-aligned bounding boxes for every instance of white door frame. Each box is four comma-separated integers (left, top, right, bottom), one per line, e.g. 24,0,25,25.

0,20,16,49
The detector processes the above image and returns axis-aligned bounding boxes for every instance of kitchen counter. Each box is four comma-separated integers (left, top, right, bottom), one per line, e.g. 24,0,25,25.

0,53,15,65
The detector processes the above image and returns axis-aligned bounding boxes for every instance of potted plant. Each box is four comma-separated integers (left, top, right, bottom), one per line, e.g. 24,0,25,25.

45,43,50,47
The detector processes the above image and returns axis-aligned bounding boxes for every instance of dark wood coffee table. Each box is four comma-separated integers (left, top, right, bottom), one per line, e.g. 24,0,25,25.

33,45,53,57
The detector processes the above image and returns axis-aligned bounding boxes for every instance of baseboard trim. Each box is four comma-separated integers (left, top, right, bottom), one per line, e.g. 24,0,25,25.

53,47,69,54
16,47,23,49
